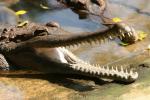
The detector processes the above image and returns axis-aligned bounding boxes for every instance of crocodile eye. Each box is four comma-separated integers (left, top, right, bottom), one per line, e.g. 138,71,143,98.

46,21,60,28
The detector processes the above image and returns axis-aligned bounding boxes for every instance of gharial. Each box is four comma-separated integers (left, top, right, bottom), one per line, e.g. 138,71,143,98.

0,0,141,83
0,20,139,83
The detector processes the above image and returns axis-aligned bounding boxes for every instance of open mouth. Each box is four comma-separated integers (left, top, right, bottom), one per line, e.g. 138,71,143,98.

56,46,138,83
0,22,139,83
40,23,139,83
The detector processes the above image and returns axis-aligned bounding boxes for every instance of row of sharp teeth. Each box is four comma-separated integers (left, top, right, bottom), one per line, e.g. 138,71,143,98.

63,30,130,49
70,61,138,80
60,45,138,82
119,29,134,40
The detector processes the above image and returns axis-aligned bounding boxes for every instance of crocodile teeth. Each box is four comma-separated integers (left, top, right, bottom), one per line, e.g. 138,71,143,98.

130,70,134,75
72,44,79,48
131,27,136,34
127,32,131,37
109,35,113,39
70,60,138,82
125,26,131,32
121,32,125,37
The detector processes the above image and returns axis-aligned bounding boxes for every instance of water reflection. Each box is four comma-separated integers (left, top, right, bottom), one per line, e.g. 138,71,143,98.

31,9,103,32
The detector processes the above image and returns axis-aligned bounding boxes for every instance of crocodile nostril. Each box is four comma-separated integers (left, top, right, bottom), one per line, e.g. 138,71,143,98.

3,28,7,33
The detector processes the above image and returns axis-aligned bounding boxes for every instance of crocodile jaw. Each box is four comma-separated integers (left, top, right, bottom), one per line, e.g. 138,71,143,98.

43,48,68,63
0,22,139,83
51,47,138,83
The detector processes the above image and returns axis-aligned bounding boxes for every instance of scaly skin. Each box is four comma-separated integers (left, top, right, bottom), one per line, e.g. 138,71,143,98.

0,21,139,83
0,22,116,51
0,22,137,52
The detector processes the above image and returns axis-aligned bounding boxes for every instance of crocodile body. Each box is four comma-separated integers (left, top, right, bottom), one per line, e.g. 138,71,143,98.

0,20,138,83
0,0,140,83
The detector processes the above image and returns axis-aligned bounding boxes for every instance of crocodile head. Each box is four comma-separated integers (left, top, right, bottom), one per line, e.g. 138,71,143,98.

47,22,139,83
0,21,138,83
